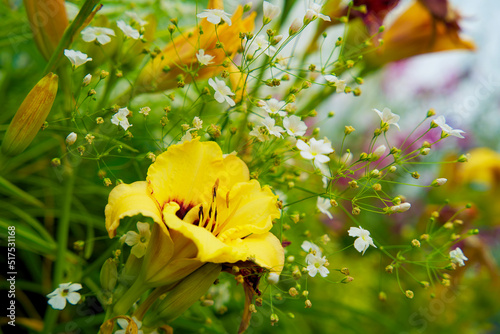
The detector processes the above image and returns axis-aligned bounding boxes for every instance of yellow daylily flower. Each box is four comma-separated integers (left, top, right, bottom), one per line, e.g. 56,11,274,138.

134,2,255,94
105,139,283,289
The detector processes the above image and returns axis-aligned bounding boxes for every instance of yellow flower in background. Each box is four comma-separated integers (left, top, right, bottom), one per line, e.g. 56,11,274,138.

134,1,255,94
105,139,283,288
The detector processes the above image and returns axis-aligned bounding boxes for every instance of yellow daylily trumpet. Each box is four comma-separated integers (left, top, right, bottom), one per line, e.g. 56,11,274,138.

24,0,69,61
134,3,255,94
105,139,284,317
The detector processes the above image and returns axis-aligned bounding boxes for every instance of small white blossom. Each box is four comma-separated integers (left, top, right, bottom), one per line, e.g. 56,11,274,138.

208,78,235,106
64,49,92,68
306,253,329,277
258,98,287,116
305,2,331,22
263,1,281,23
276,54,289,67
139,107,151,116
301,240,322,256
117,20,140,39
324,75,346,93
196,49,215,66
81,27,116,45
126,11,148,26
390,202,411,213
82,73,92,86
192,117,203,130
433,116,465,138
374,107,400,129
283,116,307,137
247,35,276,56
47,283,82,310
289,17,303,35
261,117,284,138
197,9,232,26
348,226,377,255
116,316,144,334
180,129,194,143
125,222,151,258
373,144,387,158
449,247,468,267
66,132,77,145
249,126,269,142
111,107,132,131
296,138,334,164
266,272,280,285
317,197,333,219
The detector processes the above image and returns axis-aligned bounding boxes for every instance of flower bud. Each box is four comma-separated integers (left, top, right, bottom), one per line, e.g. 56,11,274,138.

431,178,447,187
2,73,58,156
289,18,303,35
373,145,386,158
266,272,280,285
100,258,118,292
66,132,77,145
405,290,414,299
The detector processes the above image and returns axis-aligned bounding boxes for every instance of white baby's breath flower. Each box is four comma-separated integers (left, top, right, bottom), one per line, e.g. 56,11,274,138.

139,107,151,116
249,126,269,142
117,20,140,39
317,197,333,219
111,107,132,131
81,27,116,45
124,222,151,258
64,49,92,68
263,1,281,24
305,253,329,277
266,272,280,285
196,49,215,66
258,98,287,116
192,117,203,130
47,283,82,310
126,11,148,26
449,247,468,267
296,138,334,164
373,107,400,129
341,152,353,165
289,17,303,35
305,2,331,22
390,202,411,213
432,178,448,187
208,78,235,106
301,240,322,256
324,75,346,93
116,316,144,334
197,9,232,26
283,115,307,137
433,116,465,138
261,117,285,138
372,144,387,158
247,35,276,56
82,73,92,86
348,226,377,255
66,132,77,145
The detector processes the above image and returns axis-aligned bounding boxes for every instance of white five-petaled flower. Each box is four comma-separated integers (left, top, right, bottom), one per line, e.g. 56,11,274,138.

208,78,235,106
124,222,151,258
126,11,148,27
301,240,322,256
196,49,215,66
305,2,331,22
197,9,232,26
373,107,400,130
247,35,276,56
81,26,116,45
317,197,333,219
117,20,140,39
261,117,285,138
348,226,377,255
433,116,465,138
324,75,346,93
305,253,329,277
263,1,281,23
296,138,334,164
257,98,287,116
283,115,307,137
111,107,132,131
449,247,468,267
64,49,92,68
66,132,77,146
116,316,144,334
47,282,82,310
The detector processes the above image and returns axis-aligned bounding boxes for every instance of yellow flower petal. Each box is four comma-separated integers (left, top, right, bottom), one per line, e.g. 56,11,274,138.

105,181,162,238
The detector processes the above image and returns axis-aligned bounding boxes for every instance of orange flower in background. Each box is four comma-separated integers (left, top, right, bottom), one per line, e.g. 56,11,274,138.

24,0,68,61
134,1,255,94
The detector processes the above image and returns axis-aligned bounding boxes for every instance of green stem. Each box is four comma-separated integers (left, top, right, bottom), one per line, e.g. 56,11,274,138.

111,277,150,317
